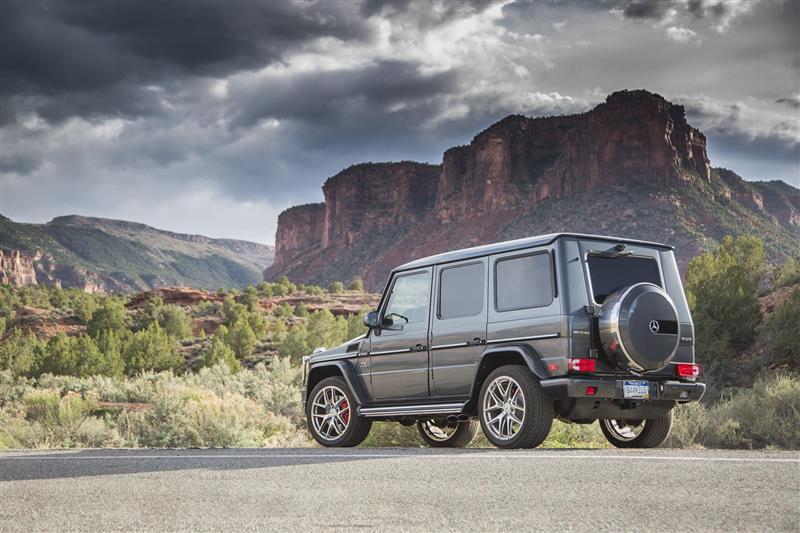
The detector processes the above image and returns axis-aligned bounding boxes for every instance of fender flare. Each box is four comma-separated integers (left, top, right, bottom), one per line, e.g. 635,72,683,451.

465,344,550,410
481,344,550,379
306,360,368,406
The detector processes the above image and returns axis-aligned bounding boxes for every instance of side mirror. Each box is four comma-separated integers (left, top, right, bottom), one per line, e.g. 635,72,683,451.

363,311,380,329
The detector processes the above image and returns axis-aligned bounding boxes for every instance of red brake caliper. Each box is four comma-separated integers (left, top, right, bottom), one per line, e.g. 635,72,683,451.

340,399,350,424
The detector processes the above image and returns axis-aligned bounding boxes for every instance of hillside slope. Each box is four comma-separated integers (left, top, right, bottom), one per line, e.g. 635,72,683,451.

0,215,273,292
264,90,800,290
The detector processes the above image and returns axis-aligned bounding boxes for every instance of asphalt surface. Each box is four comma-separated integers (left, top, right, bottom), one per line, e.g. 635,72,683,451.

1,448,798,532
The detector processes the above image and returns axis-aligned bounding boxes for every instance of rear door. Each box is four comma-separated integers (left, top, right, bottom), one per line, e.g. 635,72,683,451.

430,258,488,397
368,268,432,400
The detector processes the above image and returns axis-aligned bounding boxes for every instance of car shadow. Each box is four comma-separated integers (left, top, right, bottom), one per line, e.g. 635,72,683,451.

0,447,605,482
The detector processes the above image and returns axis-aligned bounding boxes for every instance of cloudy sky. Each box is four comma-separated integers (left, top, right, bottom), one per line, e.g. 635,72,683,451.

1,0,798,244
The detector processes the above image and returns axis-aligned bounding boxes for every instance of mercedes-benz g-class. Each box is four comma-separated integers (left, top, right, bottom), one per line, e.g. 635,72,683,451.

302,233,705,449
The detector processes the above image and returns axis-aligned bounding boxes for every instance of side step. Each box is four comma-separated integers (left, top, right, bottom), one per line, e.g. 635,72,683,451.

358,402,465,418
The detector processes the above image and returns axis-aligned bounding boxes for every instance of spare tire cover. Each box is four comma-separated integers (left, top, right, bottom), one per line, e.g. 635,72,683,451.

599,282,679,372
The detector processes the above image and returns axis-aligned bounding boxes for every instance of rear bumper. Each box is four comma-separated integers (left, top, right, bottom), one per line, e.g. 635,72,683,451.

540,377,706,402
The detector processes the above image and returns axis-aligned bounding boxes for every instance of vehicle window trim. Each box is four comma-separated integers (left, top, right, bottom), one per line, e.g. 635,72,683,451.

437,260,485,320
493,250,556,313
584,252,664,305
379,269,432,326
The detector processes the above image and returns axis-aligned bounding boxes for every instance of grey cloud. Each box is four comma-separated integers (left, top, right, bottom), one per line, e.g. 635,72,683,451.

1,1,372,125
776,95,800,109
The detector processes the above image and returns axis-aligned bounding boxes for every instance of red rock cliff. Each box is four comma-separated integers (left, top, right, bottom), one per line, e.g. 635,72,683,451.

321,162,440,248
272,203,326,268
436,90,710,221
266,90,796,289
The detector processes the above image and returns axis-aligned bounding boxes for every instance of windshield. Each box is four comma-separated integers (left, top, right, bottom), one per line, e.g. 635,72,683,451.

587,254,661,303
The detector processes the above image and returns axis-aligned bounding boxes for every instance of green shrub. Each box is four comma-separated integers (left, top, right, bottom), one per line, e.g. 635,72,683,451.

774,257,800,288
201,334,240,373
293,303,309,317
670,373,800,449
88,299,129,339
685,235,765,388
348,278,365,292
0,329,44,376
158,305,192,339
37,334,119,378
328,281,344,294
759,288,800,368
123,325,184,375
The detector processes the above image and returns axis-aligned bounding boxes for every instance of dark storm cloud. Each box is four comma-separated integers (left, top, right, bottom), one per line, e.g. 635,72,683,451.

0,1,371,124
619,1,674,20
230,60,460,129
776,95,800,109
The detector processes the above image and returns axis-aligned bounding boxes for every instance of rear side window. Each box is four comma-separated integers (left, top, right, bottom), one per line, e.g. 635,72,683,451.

587,255,661,303
439,262,484,319
495,253,554,312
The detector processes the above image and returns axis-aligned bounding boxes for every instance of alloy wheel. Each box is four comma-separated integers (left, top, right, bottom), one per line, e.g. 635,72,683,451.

482,375,526,441
310,385,351,441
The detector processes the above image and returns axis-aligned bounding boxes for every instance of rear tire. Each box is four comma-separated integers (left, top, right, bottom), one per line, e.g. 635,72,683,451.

478,365,553,449
307,376,372,447
600,411,673,448
417,418,479,448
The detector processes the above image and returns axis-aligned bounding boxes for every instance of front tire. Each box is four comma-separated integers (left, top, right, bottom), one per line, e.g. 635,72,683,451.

417,418,479,448
478,365,553,449
600,411,673,448
307,376,372,447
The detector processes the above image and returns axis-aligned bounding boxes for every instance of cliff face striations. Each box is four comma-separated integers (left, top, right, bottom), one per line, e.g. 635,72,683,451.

265,90,798,290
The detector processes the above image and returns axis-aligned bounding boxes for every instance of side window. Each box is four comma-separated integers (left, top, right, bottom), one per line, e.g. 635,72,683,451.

495,253,554,312
382,272,430,326
439,262,484,319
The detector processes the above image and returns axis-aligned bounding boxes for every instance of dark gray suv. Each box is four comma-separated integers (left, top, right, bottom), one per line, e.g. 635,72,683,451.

302,233,706,449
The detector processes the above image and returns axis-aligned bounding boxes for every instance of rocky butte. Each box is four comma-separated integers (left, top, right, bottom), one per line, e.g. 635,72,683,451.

265,90,799,290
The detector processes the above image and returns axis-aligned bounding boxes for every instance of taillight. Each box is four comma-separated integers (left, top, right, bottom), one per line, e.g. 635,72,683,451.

568,357,596,373
675,363,701,378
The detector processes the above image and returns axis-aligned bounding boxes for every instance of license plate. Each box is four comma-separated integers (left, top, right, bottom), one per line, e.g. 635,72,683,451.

623,380,649,399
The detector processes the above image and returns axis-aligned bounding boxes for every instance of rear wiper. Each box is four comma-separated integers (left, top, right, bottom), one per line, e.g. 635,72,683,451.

590,249,633,258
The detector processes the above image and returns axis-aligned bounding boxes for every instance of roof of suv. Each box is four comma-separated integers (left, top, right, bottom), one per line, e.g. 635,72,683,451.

394,233,673,272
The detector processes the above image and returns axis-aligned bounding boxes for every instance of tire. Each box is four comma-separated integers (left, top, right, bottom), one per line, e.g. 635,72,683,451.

478,365,553,449
599,411,673,448
417,418,479,448
306,376,372,447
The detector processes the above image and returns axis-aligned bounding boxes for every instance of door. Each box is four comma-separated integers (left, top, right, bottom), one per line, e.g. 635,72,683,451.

430,258,488,396
369,268,432,400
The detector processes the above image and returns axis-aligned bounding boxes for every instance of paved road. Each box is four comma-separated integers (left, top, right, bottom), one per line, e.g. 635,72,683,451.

1,448,798,532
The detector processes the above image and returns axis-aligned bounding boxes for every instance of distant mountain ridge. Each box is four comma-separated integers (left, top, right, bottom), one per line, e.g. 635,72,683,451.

264,90,800,290
0,215,274,292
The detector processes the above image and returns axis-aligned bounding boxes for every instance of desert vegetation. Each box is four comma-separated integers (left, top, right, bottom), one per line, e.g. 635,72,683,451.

0,239,798,449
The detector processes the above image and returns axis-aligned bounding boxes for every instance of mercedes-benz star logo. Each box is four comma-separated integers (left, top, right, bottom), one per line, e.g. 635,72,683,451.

649,320,661,334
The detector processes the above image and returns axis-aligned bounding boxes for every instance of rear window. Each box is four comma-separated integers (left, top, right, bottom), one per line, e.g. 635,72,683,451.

587,255,661,303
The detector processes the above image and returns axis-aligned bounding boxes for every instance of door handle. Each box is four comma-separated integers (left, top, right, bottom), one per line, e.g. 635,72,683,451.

413,344,427,352
466,338,486,347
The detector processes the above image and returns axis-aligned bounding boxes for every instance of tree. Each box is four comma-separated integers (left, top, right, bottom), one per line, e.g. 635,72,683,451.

278,323,310,361
760,287,800,368
158,305,192,339
0,329,43,376
201,327,241,373
123,324,184,375
348,278,365,292
328,281,344,294
87,299,129,339
774,257,800,288
224,319,258,359
685,235,765,386
240,285,260,312
293,303,309,317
